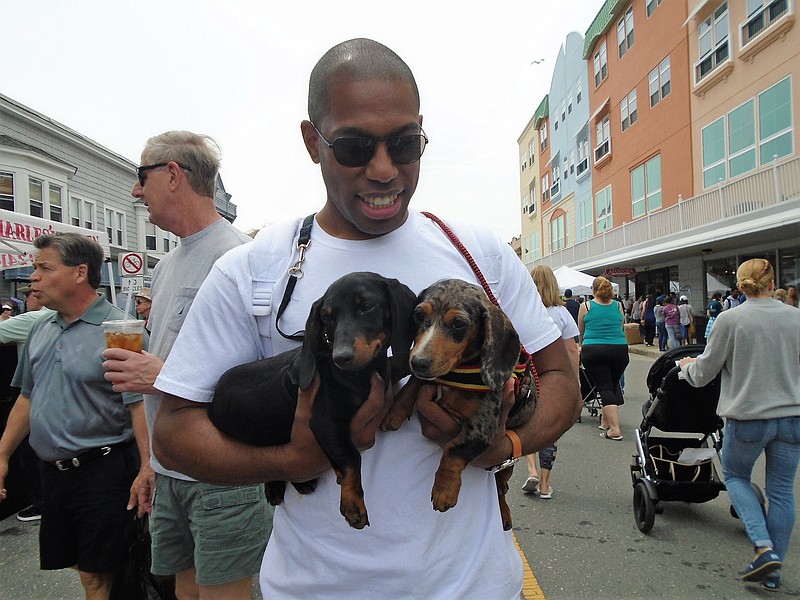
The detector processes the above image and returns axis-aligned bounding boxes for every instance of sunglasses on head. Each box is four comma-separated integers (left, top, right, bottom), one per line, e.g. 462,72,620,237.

136,162,193,187
310,122,428,168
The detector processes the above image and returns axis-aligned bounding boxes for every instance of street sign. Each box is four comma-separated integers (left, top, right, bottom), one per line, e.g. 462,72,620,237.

121,276,144,294
119,252,145,276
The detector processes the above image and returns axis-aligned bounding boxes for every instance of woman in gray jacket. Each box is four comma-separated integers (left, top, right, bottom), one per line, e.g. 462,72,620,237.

679,259,800,592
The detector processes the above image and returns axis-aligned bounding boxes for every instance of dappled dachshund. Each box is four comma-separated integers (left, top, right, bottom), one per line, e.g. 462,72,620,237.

208,271,417,529
381,278,536,530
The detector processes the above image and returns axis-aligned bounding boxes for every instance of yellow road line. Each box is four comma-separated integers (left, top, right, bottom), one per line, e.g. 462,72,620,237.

514,533,545,600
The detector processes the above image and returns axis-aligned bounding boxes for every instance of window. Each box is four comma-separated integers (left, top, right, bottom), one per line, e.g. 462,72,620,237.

617,6,634,58
550,213,567,252
145,222,157,251
579,198,593,239
552,165,561,198
49,184,62,222
577,139,589,176
561,100,566,122
594,41,608,87
70,196,81,226
758,77,793,164
696,3,729,83
539,122,548,151
70,197,95,229
631,155,662,218
649,56,671,107
728,100,756,178
542,173,550,201
576,80,582,104
595,116,611,161
595,185,613,232
105,208,125,247
568,149,575,175
646,0,663,17
700,77,793,188
742,0,791,47
521,150,528,172
82,200,94,229
524,231,541,261
29,178,44,218
0,172,13,211
702,117,727,187
528,140,535,165
522,184,536,215
621,89,638,131
163,236,170,253
567,92,573,114
563,154,569,177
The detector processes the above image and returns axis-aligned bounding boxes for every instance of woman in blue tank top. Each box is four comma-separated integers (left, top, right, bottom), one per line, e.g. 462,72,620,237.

578,276,629,441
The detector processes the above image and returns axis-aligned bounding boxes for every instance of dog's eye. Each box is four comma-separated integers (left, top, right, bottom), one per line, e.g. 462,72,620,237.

321,312,335,323
413,307,425,324
451,318,468,331
360,302,375,314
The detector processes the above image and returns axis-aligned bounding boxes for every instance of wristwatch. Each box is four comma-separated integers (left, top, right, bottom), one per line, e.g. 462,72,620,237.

487,429,523,474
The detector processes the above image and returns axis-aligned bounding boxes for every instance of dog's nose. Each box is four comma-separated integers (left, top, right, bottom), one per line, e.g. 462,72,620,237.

410,356,432,376
332,347,356,369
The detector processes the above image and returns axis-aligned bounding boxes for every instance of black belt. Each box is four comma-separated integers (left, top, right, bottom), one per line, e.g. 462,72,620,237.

51,441,130,472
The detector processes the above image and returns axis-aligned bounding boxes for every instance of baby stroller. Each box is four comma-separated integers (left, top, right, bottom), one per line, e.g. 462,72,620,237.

629,345,764,533
579,363,602,421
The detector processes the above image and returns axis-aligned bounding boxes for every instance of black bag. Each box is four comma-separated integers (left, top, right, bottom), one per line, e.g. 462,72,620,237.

110,514,176,600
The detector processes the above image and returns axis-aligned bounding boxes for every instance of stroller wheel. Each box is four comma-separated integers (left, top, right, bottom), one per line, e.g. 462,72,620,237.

633,481,656,533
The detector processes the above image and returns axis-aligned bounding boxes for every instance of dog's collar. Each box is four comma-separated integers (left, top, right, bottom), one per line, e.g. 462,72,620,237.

434,360,529,392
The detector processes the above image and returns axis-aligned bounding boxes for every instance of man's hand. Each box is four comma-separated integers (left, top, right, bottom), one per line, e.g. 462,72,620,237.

102,349,163,394
129,463,155,518
0,458,9,502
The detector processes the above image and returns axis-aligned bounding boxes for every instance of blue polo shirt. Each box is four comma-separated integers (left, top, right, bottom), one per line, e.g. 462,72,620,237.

12,296,146,462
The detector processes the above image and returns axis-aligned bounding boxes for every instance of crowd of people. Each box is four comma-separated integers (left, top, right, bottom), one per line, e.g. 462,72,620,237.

0,36,797,599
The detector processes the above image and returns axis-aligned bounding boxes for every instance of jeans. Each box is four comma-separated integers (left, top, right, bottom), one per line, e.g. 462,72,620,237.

722,417,800,563
665,324,680,350
656,322,668,351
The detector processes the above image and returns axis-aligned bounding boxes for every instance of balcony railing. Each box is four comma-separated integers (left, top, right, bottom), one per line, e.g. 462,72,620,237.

740,0,795,60
533,155,800,269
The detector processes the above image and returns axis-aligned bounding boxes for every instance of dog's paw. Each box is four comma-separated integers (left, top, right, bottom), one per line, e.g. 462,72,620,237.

379,410,409,432
292,479,318,496
340,500,370,529
265,481,286,506
431,485,460,512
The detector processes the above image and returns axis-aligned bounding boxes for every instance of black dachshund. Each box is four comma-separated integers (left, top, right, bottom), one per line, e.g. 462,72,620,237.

209,272,417,529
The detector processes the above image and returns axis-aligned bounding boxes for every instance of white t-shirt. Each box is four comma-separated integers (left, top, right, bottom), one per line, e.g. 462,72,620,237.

156,210,560,599
546,305,580,340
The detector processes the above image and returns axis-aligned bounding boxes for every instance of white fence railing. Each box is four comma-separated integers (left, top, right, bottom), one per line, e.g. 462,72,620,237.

536,155,800,269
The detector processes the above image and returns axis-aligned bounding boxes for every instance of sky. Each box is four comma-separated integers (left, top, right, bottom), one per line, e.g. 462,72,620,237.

2,1,602,242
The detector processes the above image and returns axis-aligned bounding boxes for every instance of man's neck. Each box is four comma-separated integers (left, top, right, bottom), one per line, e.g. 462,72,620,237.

55,292,98,324
171,199,222,238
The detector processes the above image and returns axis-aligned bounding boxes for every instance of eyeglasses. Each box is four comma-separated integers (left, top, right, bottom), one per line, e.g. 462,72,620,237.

310,122,428,168
136,162,193,186
135,299,149,305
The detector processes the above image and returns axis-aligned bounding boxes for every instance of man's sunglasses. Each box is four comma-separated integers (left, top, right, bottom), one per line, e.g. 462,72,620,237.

310,122,428,168
136,162,192,187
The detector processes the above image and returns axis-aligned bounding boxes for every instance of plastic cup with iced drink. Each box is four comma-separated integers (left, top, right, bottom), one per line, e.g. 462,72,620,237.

102,319,144,352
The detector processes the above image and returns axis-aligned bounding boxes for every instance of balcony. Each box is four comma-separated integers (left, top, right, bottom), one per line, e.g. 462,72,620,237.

533,155,800,270
740,0,795,62
693,41,734,96
594,138,611,167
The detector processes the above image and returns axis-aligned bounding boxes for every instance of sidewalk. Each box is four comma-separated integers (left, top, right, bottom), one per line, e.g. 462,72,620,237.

627,343,664,360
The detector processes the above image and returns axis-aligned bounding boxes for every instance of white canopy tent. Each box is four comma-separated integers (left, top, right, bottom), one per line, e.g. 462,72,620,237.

552,265,619,297
0,208,109,271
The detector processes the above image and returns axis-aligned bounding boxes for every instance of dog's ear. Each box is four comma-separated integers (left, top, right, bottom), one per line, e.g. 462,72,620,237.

479,302,521,391
299,297,325,389
384,278,418,378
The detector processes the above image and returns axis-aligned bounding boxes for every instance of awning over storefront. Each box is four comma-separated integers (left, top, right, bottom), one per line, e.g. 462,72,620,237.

0,208,109,271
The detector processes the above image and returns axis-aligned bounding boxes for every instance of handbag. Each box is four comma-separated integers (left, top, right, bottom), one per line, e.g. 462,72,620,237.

110,514,176,600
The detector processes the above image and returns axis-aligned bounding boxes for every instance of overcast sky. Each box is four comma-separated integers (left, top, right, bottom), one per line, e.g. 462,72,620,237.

2,1,601,241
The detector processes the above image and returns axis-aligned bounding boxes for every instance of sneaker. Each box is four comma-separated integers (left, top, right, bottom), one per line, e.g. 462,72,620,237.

738,550,781,582
521,476,539,493
538,486,553,499
16,506,41,522
761,575,781,592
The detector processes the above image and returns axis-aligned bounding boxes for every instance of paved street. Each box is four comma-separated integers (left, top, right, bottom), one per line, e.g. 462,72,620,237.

1,345,798,599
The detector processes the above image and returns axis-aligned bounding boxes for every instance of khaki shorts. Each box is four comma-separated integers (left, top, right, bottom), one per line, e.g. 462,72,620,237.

150,473,272,586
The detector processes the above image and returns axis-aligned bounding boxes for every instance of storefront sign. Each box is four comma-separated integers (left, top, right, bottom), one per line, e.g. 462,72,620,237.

604,267,637,277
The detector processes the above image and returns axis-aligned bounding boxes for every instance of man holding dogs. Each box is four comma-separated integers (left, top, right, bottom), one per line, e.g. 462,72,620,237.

153,39,580,599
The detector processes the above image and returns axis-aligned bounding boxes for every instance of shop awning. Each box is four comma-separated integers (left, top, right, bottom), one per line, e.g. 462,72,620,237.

0,208,109,272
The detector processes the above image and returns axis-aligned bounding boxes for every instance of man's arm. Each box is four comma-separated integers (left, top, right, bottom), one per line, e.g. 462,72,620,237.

127,401,154,516
152,372,388,485
0,395,32,502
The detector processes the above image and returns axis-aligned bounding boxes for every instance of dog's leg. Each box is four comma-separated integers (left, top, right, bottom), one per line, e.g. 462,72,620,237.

431,450,471,512
380,377,425,432
494,466,515,530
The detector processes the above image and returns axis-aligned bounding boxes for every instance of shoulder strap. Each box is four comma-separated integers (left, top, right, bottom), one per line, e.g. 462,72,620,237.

275,214,315,341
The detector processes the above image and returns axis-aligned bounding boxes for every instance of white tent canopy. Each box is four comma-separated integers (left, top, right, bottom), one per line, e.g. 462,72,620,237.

552,265,619,297
0,208,109,272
